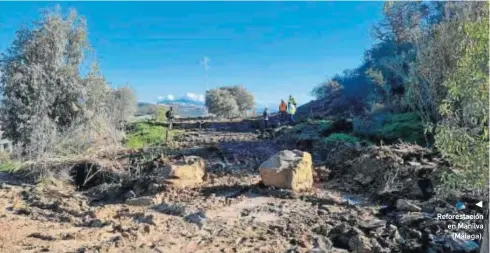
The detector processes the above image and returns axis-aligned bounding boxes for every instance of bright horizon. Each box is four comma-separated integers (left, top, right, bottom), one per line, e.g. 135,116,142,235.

0,1,384,108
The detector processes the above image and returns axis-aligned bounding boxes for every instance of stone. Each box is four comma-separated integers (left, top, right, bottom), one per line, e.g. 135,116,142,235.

319,205,343,214
158,156,206,188
358,219,386,230
314,236,333,250
349,234,372,253
126,197,155,206
184,211,208,229
258,150,313,192
330,248,350,253
396,199,422,212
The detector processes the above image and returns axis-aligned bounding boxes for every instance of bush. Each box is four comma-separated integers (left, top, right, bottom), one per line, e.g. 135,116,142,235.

353,113,424,145
323,133,360,145
378,113,424,144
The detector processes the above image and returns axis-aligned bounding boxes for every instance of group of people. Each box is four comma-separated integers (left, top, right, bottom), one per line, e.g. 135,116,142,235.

262,95,297,129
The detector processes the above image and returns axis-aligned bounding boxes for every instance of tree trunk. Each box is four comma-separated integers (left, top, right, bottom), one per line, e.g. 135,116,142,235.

480,220,488,253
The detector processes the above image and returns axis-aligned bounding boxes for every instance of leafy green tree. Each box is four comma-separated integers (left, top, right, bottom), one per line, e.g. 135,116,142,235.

435,14,489,194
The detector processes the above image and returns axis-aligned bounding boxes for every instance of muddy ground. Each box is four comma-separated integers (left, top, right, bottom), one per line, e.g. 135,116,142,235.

0,125,485,253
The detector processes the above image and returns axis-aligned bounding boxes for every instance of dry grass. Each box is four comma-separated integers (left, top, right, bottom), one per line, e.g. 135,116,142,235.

11,115,129,184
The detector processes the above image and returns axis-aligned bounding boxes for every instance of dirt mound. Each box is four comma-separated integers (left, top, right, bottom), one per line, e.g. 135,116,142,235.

321,143,446,201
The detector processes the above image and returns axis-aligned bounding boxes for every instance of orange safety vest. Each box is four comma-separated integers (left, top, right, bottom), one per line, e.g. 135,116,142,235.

279,102,287,112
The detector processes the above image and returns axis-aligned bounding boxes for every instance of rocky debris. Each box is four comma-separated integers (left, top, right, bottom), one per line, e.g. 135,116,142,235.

184,211,208,228
157,156,206,188
308,236,333,252
259,150,313,192
396,199,422,212
348,234,372,253
313,166,331,182
322,143,446,201
358,219,386,230
125,196,155,206
28,232,56,241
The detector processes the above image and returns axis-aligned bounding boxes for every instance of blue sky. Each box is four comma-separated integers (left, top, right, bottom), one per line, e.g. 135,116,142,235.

0,2,384,107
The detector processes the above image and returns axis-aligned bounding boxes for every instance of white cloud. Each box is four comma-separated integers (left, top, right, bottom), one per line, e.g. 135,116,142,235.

185,93,205,102
157,96,164,101
166,94,175,100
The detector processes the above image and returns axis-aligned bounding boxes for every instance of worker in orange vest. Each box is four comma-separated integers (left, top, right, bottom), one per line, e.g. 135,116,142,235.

279,99,287,123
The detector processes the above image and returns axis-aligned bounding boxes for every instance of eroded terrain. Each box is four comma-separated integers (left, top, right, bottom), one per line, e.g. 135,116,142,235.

0,126,484,253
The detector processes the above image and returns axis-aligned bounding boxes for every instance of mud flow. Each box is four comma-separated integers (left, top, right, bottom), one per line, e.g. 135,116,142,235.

0,125,486,253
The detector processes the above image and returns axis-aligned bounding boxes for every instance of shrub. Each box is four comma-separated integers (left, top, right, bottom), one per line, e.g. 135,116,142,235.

323,133,359,145
354,113,424,144
377,113,424,144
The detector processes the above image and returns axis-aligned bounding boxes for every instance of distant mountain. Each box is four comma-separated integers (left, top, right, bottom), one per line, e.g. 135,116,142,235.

156,94,208,118
137,101,208,118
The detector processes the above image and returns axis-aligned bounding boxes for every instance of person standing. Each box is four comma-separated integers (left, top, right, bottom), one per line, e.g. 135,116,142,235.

263,107,270,129
279,99,287,123
288,95,296,107
165,107,174,130
288,102,296,124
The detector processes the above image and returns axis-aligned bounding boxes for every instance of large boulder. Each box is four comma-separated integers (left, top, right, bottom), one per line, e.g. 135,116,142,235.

158,156,206,188
259,150,313,192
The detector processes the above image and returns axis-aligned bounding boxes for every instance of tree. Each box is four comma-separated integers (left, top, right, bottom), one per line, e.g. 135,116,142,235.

0,7,89,146
106,85,137,128
222,85,254,115
205,85,254,117
205,88,239,118
311,80,344,100
0,7,137,159
434,12,489,194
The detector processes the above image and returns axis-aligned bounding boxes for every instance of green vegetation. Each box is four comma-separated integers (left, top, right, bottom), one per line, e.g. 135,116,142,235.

155,107,168,122
0,151,17,172
377,113,425,144
124,122,181,149
434,15,489,193
323,133,359,145
291,119,332,141
307,2,488,193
